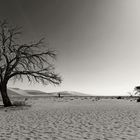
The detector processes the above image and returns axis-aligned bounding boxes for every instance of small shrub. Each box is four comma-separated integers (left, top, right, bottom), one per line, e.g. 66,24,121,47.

117,96,122,99
137,98,140,102
96,97,100,101
12,101,26,106
12,98,28,106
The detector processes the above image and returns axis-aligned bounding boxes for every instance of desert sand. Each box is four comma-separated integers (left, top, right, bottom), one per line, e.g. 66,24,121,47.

0,97,140,140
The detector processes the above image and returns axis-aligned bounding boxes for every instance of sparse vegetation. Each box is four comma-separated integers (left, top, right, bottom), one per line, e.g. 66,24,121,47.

117,96,122,99
137,98,140,102
12,98,28,106
12,101,26,106
95,97,100,101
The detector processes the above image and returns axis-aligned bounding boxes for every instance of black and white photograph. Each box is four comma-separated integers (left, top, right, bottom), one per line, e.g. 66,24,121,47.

0,0,140,139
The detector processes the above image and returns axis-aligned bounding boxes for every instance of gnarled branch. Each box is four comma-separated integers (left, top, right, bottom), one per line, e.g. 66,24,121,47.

0,20,62,86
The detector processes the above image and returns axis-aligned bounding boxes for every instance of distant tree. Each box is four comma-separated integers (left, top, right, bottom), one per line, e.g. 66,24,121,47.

134,86,140,95
128,92,133,97
0,20,62,107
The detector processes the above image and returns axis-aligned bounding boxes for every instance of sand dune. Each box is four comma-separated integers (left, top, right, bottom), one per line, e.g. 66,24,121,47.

8,88,33,96
7,88,89,97
8,88,54,97
0,98,140,139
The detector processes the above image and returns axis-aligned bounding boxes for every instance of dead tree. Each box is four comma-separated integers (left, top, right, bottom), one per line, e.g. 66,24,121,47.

0,20,62,107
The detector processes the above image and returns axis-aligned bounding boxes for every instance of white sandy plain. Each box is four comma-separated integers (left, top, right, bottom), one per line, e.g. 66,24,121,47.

0,97,140,140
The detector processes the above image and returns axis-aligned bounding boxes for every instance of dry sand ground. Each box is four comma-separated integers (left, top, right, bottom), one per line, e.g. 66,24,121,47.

0,97,140,140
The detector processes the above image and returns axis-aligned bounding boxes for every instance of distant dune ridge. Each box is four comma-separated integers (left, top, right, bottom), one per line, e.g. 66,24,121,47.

7,88,89,97
8,88,33,96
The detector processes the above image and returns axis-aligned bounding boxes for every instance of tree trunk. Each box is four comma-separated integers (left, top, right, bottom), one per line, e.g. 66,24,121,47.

0,84,12,107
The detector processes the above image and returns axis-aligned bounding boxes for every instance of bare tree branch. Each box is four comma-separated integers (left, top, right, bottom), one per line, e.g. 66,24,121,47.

0,20,62,86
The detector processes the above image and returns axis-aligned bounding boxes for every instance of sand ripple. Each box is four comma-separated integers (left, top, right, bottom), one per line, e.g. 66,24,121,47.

0,98,140,140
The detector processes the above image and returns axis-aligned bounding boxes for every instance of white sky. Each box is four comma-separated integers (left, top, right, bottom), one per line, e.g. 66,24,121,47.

2,0,140,95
